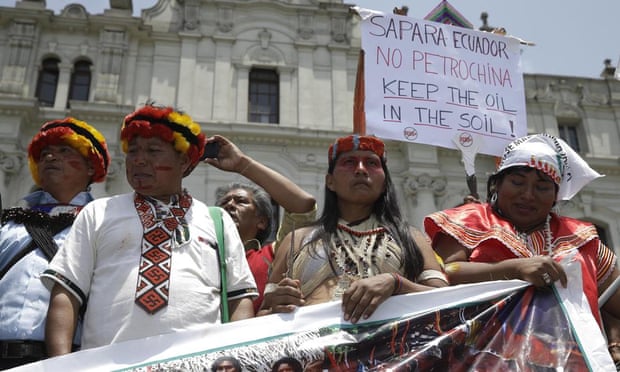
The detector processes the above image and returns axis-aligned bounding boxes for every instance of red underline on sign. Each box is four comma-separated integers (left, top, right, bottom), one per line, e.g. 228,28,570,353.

414,123,451,129
383,96,437,103
446,102,479,109
485,107,517,116
457,129,514,140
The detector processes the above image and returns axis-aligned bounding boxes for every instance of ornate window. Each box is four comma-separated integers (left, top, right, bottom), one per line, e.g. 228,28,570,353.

558,124,581,153
68,60,92,106
248,68,279,124
35,57,60,106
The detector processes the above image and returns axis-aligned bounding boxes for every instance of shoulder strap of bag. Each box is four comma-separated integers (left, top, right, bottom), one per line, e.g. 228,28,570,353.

0,209,73,280
208,206,229,323
0,240,37,280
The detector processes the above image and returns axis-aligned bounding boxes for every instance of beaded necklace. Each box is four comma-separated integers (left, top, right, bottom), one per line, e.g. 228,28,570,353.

331,217,387,300
516,214,553,256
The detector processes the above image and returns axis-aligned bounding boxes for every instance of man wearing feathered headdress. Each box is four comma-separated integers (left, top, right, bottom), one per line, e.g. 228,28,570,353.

0,118,109,369
43,104,257,355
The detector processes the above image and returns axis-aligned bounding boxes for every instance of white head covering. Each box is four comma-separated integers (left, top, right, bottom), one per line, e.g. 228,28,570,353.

496,133,603,201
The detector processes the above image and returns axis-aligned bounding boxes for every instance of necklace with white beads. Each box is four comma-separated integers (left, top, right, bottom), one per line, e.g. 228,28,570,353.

516,214,553,256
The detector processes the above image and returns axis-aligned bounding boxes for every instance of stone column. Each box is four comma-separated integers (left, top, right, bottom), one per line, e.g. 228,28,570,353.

278,66,295,125
177,34,199,110
0,19,36,96
234,65,249,122
94,28,127,104
53,63,71,110
403,173,446,228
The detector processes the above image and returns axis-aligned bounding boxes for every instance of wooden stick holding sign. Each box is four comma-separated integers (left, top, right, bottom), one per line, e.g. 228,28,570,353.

452,132,483,200
353,49,366,135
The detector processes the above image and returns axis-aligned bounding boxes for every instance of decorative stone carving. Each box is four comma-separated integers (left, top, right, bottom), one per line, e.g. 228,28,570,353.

248,31,282,64
259,28,272,49
61,4,88,18
94,29,127,103
404,173,447,196
0,152,24,174
217,7,234,33
576,84,609,106
179,0,200,31
298,13,314,40
0,151,25,191
331,16,347,43
0,20,36,95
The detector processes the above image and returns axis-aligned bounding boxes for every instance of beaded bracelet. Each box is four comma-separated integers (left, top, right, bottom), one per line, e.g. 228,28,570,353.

417,269,449,285
390,273,402,295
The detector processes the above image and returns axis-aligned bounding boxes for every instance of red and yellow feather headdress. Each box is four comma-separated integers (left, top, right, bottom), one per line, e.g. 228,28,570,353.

120,105,206,177
28,117,110,186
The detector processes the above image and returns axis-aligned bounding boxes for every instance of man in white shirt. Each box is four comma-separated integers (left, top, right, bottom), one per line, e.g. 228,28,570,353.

43,104,257,354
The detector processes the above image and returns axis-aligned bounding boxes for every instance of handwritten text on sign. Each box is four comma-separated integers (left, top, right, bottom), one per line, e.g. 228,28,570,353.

359,8,527,156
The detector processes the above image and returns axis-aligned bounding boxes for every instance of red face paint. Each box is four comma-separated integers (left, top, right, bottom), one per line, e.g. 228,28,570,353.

335,154,383,173
67,160,84,170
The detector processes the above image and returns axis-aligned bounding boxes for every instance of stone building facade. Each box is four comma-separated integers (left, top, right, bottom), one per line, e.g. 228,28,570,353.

0,0,619,249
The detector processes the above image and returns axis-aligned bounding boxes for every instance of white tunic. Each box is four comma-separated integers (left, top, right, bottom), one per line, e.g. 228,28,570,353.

42,192,257,349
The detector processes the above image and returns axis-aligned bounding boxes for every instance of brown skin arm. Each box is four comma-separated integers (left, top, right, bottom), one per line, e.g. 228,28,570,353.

228,297,255,321
600,268,620,317
434,232,567,288
599,267,620,363
204,135,316,214
602,310,620,363
45,284,80,357
411,227,450,288
257,229,306,316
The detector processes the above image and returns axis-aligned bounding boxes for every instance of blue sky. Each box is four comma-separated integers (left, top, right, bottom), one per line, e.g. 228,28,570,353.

1,0,618,79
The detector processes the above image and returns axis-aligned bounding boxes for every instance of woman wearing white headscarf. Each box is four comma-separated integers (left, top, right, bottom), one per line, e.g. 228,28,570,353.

424,133,620,364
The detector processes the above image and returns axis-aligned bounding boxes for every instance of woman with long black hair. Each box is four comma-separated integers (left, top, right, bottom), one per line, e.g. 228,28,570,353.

259,134,447,323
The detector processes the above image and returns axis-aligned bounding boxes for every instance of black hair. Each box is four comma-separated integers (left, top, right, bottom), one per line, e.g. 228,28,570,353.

271,357,303,372
305,156,424,280
487,166,559,211
211,356,242,372
488,166,559,198
215,182,274,245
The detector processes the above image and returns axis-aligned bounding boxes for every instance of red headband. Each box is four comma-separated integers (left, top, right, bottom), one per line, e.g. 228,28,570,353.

328,135,386,163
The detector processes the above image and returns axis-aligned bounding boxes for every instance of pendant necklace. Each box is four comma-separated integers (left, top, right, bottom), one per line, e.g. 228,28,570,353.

516,214,553,256
331,222,386,300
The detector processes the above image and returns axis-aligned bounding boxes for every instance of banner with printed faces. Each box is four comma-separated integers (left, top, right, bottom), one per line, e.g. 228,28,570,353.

15,273,614,372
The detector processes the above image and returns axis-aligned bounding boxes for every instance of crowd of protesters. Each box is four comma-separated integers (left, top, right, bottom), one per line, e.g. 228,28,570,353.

1,103,619,371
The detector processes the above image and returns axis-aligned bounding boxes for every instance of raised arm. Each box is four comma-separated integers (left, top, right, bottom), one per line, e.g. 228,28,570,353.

203,135,315,213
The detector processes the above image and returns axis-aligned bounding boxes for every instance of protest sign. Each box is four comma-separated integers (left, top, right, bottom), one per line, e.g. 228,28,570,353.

15,278,613,372
357,8,527,156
